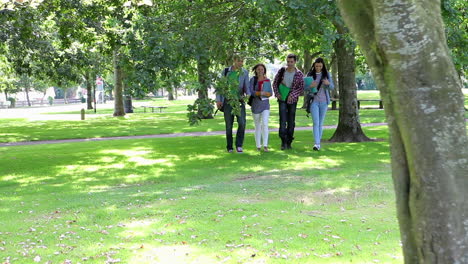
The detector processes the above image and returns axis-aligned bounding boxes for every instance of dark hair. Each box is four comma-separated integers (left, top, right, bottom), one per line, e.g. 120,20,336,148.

232,54,244,62
307,57,329,80
286,54,297,62
252,63,267,77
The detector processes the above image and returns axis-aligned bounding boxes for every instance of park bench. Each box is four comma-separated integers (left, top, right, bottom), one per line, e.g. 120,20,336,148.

141,106,167,113
330,98,383,110
0,101,10,108
357,99,383,109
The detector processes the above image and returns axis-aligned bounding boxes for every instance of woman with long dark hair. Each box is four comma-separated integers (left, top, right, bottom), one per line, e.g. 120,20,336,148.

306,58,334,151
249,63,272,151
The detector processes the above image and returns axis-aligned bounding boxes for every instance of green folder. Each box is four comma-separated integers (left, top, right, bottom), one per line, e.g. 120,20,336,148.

303,77,317,93
279,84,290,101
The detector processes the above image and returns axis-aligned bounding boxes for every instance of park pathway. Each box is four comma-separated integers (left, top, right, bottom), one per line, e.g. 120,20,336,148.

0,122,388,147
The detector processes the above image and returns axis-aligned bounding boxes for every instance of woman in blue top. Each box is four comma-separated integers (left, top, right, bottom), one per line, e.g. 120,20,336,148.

249,64,272,152
306,58,334,151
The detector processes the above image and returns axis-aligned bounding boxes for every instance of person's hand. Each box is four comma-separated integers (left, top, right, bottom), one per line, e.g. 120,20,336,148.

287,96,294,104
311,81,318,87
216,101,223,109
323,79,330,86
277,95,282,101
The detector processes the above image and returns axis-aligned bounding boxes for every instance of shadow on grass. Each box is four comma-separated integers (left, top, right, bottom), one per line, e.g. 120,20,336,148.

0,128,400,263
0,128,390,200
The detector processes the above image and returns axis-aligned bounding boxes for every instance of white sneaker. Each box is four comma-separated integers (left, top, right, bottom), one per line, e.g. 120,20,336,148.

313,144,320,151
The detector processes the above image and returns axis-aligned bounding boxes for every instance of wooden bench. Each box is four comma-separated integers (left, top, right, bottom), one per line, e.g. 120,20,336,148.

330,99,383,109
357,99,383,109
0,101,10,108
141,106,167,113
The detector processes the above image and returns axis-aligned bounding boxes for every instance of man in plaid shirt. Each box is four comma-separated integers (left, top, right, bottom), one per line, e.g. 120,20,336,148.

272,54,304,150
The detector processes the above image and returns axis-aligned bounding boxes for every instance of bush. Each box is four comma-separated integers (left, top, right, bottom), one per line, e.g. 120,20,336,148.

7,97,16,108
48,96,54,105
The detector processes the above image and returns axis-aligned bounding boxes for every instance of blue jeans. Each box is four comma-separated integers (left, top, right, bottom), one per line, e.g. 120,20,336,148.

223,101,246,150
310,101,328,146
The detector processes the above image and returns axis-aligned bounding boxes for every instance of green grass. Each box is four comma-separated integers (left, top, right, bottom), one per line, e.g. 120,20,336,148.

0,126,402,263
1,91,466,144
1,97,388,143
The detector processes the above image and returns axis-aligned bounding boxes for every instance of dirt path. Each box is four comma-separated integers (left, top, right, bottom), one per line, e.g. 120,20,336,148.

0,123,389,147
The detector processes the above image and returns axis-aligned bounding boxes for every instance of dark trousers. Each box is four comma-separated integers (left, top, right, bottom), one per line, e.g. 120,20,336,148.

278,100,297,144
223,101,246,150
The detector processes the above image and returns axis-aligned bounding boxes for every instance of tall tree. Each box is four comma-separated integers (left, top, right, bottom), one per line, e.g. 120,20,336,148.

337,0,468,262
441,0,467,79
329,21,371,142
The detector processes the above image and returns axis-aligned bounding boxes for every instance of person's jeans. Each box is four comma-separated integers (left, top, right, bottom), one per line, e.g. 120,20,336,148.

223,101,246,150
310,101,328,146
278,100,297,144
252,110,270,148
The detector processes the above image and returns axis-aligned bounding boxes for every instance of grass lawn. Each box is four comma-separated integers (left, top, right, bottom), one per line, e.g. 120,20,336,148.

2,90,467,144
0,126,402,263
1,98,389,143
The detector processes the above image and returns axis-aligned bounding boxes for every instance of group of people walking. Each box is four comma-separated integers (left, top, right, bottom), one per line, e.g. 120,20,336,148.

215,54,334,153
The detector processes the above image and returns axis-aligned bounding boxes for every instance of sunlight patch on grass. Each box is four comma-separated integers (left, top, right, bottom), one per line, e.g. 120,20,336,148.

127,245,212,264
2,175,17,181
84,166,100,172
188,154,218,160
16,176,54,185
128,156,169,166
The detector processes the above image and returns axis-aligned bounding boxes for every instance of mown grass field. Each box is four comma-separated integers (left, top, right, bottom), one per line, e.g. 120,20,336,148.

0,126,401,263
0,89,466,263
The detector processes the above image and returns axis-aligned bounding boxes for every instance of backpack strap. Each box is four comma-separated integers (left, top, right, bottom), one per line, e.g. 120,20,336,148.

313,73,326,95
223,67,230,77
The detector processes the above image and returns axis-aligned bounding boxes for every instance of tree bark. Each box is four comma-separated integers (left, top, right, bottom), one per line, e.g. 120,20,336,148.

24,87,31,107
113,49,125,117
302,50,312,74
330,54,339,110
329,23,371,142
197,58,213,119
168,87,175,100
85,71,93,110
337,0,468,262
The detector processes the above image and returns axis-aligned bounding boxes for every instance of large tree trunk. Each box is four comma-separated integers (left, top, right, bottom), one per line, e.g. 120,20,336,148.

337,0,468,262
24,87,31,107
168,87,175,101
302,50,312,74
330,54,339,110
329,22,371,142
85,71,93,110
197,58,213,119
113,49,125,117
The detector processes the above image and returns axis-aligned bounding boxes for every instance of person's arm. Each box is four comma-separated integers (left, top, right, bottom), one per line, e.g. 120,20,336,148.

249,77,256,96
243,70,250,96
216,68,226,108
325,73,335,90
273,71,281,100
287,71,304,104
